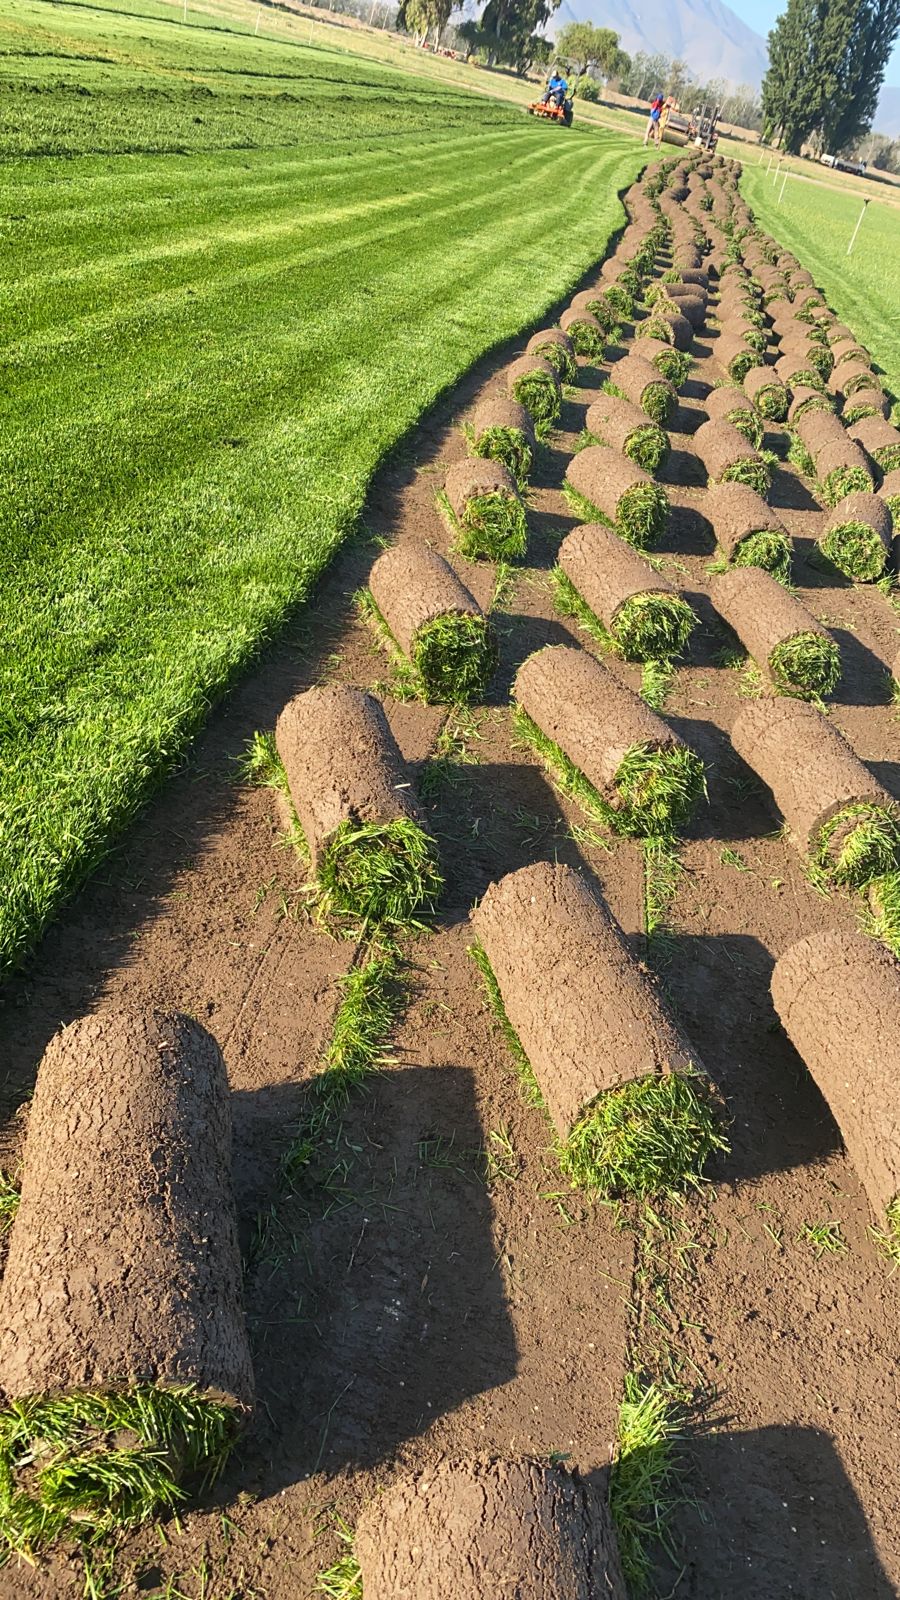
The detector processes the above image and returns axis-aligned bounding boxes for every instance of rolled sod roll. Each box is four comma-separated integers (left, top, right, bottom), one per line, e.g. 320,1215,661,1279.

442,457,527,560
847,413,900,471
693,418,771,494
744,363,789,422
843,385,889,424
831,336,869,368
662,291,707,328
559,306,604,358
525,326,577,384
557,522,695,661
705,384,764,448
506,353,561,431
466,395,535,484
730,698,900,886
815,437,875,509
779,336,833,383
514,645,704,837
879,467,900,518
787,384,833,425
568,287,618,328
819,490,892,581
630,333,689,387
657,308,693,349
712,568,839,697
472,862,721,1197
608,352,676,425
276,685,442,924
584,392,669,473
834,359,880,400
827,320,854,345
715,332,756,383
706,483,792,579
0,1009,252,1548
564,445,669,550
774,351,825,392
368,543,497,704
355,1454,627,1600
794,406,847,463
771,933,900,1236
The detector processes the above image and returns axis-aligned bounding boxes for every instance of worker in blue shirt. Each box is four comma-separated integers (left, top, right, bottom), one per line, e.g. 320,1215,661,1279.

541,68,569,107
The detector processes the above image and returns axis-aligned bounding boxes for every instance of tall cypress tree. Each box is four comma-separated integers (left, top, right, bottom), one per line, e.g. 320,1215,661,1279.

823,0,900,152
761,0,822,152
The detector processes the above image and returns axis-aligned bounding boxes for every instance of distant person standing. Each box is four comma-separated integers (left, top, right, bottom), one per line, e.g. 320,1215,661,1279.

644,93,664,146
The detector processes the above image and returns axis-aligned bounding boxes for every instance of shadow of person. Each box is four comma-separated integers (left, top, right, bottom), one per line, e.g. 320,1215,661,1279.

669,1423,897,1598
237,1063,517,1494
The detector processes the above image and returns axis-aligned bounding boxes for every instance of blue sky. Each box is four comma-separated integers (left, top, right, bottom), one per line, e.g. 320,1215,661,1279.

727,0,900,86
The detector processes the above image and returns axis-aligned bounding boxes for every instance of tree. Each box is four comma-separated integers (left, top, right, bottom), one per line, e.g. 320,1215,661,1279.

479,0,561,67
822,0,900,152
761,0,821,151
554,21,623,79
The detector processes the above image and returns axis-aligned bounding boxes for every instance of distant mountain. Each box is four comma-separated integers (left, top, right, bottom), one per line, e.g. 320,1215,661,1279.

558,0,769,90
875,85,900,137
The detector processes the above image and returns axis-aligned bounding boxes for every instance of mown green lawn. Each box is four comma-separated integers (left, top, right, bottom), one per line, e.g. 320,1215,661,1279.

741,165,900,398
0,0,647,972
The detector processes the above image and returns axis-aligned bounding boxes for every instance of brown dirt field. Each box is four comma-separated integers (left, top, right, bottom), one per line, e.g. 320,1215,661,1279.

1,231,900,1600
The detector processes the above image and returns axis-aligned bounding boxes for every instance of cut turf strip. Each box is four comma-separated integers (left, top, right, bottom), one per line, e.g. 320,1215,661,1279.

560,307,604,358
440,458,527,561
556,522,695,663
471,861,725,1201
367,542,497,704
693,419,772,495
630,335,691,388
465,397,535,486
514,646,705,838
585,395,670,474
506,354,562,434
819,492,892,582
706,483,792,581
607,353,676,425
355,1453,626,1597
564,447,669,551
711,568,840,699
275,686,442,930
772,932,900,1246
705,385,764,449
0,1010,252,1559
731,698,900,888
815,438,875,509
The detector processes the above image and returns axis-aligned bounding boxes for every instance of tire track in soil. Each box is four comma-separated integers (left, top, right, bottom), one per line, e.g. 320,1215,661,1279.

0,231,899,1596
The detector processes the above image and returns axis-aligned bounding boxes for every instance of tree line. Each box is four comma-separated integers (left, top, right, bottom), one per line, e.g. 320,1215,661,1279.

762,0,900,155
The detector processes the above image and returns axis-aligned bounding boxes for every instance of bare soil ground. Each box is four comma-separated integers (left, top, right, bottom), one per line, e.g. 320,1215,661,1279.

1,261,899,1599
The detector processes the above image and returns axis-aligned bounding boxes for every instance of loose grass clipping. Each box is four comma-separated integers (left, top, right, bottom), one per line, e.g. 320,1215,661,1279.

706,482,792,580
584,394,669,474
557,522,695,662
607,352,676,425
466,396,535,486
743,364,789,422
712,568,839,698
506,354,561,433
276,685,442,930
525,327,577,385
0,1010,253,1559
772,932,900,1245
368,542,497,704
819,491,891,581
564,445,669,551
705,385,764,449
355,1453,626,1599
471,862,724,1200
731,698,900,887
514,645,705,837
441,458,527,561
693,418,771,495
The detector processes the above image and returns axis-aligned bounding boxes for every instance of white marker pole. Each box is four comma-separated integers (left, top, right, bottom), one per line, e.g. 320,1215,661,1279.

847,198,869,255
255,5,261,31
778,168,788,203
772,157,782,185
766,151,774,174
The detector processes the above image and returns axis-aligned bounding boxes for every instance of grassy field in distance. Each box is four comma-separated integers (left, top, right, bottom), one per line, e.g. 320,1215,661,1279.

740,161,900,399
0,0,649,973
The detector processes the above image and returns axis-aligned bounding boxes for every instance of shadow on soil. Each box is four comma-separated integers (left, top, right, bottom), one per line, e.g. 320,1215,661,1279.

668,1423,896,1599
236,1062,517,1490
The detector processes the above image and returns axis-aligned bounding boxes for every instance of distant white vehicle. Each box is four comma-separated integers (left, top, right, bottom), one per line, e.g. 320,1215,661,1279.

820,151,867,175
